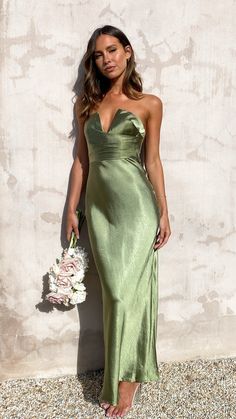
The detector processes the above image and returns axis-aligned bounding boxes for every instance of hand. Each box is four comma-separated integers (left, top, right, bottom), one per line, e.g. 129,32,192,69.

66,211,80,242
153,213,171,250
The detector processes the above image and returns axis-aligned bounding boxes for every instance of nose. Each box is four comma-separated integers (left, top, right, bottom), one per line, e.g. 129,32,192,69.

103,52,111,64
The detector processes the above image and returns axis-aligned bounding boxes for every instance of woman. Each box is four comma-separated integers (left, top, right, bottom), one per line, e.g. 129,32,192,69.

66,25,171,418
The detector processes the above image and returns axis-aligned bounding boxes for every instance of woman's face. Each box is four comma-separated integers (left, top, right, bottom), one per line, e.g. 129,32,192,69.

93,34,131,79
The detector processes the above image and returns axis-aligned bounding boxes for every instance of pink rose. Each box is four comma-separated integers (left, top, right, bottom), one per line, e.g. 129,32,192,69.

60,256,79,277
56,275,72,288
46,292,69,305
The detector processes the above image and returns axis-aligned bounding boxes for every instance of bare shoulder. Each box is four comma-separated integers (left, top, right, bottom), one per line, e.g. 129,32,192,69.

142,93,163,115
141,94,163,132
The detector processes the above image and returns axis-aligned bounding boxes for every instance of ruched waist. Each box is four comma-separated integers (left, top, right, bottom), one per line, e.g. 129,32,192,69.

88,149,142,163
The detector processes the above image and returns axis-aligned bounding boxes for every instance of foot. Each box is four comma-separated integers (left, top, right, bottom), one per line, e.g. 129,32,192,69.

100,400,110,410
105,381,140,417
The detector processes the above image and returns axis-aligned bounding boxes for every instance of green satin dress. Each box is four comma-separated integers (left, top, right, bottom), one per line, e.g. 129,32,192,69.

84,108,160,405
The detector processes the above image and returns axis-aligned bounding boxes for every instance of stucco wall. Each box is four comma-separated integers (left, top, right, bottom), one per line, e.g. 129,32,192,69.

1,0,235,380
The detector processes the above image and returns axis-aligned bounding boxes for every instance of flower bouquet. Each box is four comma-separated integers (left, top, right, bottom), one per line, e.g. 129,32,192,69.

46,209,89,307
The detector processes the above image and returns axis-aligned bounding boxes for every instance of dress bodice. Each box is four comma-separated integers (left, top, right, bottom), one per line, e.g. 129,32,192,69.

84,108,146,163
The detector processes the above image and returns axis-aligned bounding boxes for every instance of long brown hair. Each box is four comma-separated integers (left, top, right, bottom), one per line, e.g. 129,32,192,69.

77,25,144,119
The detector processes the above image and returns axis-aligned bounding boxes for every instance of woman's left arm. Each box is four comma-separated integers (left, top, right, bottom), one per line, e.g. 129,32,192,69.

144,95,171,249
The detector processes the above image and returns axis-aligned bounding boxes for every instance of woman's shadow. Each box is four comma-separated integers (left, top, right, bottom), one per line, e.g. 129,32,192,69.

36,59,105,406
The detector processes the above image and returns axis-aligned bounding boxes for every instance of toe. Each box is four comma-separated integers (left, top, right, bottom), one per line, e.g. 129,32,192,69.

106,405,116,417
113,408,120,416
100,401,110,410
121,406,130,417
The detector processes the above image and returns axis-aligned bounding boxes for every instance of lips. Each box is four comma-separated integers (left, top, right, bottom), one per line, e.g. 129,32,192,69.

105,66,116,71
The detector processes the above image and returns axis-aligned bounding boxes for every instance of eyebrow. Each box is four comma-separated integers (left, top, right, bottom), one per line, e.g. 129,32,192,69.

94,44,117,53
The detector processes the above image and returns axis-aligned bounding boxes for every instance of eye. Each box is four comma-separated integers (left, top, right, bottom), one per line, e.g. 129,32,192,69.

94,48,117,60
94,53,101,60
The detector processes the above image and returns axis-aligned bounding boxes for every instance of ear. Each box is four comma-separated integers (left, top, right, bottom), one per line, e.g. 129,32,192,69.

125,45,132,60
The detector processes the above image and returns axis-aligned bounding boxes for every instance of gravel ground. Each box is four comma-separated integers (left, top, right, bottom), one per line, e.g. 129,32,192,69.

0,357,235,419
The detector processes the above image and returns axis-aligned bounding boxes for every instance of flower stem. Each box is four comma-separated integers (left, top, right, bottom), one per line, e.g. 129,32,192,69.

69,231,77,248
76,209,86,232
69,209,86,249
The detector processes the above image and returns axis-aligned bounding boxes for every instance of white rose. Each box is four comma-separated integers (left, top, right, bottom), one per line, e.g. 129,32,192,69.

70,290,87,304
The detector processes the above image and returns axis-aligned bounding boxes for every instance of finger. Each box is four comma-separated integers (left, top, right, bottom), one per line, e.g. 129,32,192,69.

74,227,80,239
67,228,73,242
153,231,166,247
153,237,162,250
155,232,170,249
157,234,165,245
153,231,161,245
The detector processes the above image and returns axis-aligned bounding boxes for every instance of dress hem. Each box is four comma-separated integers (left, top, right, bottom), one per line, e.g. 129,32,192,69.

98,373,160,406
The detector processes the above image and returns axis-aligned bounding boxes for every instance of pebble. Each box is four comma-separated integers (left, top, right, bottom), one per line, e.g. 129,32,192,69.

0,357,235,418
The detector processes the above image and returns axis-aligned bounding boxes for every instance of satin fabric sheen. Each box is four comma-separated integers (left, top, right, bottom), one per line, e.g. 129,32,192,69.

84,108,160,405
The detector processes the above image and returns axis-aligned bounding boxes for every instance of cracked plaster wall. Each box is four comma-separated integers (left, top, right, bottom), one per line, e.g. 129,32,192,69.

0,0,236,379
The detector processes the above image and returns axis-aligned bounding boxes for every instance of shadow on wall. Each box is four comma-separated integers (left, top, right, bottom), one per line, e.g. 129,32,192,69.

35,58,105,403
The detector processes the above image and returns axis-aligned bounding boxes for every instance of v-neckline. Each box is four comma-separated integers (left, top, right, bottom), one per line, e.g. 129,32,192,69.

95,108,123,134
92,108,145,135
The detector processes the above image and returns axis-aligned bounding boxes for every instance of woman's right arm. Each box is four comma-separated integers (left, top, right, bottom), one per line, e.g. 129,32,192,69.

66,98,89,242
